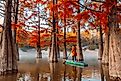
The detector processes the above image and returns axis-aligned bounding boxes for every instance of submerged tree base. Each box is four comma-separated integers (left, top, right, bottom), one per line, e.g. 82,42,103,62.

49,59,58,63
110,76,121,81
0,69,18,75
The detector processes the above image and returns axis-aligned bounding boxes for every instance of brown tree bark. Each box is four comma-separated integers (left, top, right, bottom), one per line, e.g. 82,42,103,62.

49,0,58,62
108,3,121,78
76,0,83,61
76,24,83,61
101,64,110,81
49,63,60,81
63,65,67,81
12,0,19,61
109,28,121,78
49,32,58,62
0,0,18,74
63,18,67,59
55,0,60,58
98,26,103,60
102,31,110,64
56,35,60,58
49,35,52,58
102,1,121,78
77,67,82,81
36,8,42,58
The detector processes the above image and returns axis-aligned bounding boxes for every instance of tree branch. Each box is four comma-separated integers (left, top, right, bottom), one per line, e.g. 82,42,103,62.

117,6,121,11
91,0,105,3
69,1,102,13
0,8,5,12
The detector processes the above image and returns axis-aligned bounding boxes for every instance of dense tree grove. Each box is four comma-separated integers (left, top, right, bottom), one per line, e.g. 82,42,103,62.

0,0,121,80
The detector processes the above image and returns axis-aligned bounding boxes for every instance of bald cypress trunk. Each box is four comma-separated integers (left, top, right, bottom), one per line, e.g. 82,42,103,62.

49,63,59,80
49,0,58,62
76,0,83,61
12,0,19,61
77,22,83,61
49,35,52,58
102,31,110,64
0,0,17,74
36,8,42,58
102,2,121,78
101,65,110,81
98,26,103,60
56,0,60,58
109,28,121,78
108,4,121,78
63,18,67,59
77,68,82,81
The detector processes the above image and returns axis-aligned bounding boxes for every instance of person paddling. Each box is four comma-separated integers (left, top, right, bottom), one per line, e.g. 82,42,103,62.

71,45,77,61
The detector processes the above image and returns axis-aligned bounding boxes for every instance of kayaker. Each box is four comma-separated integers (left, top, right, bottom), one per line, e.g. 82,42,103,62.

71,45,77,61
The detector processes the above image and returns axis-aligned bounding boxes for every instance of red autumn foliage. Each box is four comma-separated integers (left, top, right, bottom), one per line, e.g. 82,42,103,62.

15,0,121,47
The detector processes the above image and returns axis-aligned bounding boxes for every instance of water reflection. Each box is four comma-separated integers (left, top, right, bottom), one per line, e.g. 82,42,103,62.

0,58,103,81
62,65,82,81
17,72,32,81
15,61,121,81
77,67,82,81
100,64,110,81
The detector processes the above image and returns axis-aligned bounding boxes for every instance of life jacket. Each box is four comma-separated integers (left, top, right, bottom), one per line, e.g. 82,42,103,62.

71,46,77,56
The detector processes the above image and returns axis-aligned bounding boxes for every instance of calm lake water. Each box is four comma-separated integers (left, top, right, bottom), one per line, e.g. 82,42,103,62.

0,49,113,81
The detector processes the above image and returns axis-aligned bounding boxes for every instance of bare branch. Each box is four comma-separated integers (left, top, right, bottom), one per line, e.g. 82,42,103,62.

117,6,121,11
69,1,102,13
91,0,105,3
0,8,5,12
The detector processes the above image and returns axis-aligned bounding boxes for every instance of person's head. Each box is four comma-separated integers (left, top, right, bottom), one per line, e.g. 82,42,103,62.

72,45,76,49
73,45,76,48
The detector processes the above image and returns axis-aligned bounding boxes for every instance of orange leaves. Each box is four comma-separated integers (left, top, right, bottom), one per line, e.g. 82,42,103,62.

41,33,51,38
12,22,25,29
16,29,29,45
47,1,58,12
66,36,77,43
35,0,47,5
89,2,100,10
75,11,90,21
99,13,108,30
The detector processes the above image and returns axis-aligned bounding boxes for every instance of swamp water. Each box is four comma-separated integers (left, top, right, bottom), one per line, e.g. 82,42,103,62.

0,49,112,81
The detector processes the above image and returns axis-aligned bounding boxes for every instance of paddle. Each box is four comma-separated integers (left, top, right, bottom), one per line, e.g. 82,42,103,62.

63,53,71,64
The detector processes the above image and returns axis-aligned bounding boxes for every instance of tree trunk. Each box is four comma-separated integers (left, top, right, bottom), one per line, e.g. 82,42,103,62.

56,28,60,58
77,67,82,81
101,64,110,81
49,0,58,62
109,28,121,78
98,26,103,60
63,65,66,81
36,7,42,58
49,63,59,80
49,35,52,58
76,1,83,61
77,22,83,61
56,37,60,58
49,33,58,62
0,0,18,74
102,3,121,78
55,0,60,58
102,31,109,64
109,4,121,78
12,0,19,61
63,18,67,59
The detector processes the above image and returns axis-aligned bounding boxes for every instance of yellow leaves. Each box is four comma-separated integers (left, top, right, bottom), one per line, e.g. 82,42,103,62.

67,31,76,37
81,30,91,39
